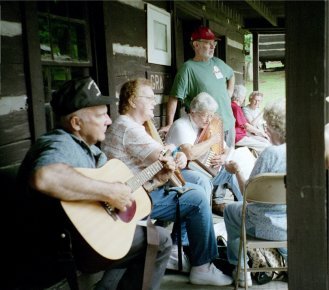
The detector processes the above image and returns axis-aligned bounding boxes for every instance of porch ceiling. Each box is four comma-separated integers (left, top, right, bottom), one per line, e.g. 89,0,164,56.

198,0,286,33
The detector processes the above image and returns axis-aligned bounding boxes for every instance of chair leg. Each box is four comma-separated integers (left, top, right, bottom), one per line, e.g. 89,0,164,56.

235,238,243,289
58,230,80,290
243,229,248,290
176,201,183,272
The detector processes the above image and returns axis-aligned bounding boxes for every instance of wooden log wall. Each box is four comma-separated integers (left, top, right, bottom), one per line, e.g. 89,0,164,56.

103,0,172,131
0,0,248,169
0,2,31,171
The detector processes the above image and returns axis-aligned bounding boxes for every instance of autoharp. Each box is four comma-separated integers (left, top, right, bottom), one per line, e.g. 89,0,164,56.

190,115,224,177
143,119,186,187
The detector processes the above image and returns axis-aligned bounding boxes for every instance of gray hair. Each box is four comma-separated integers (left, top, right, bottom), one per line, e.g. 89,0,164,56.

249,91,264,101
232,84,247,102
263,98,286,142
190,92,218,113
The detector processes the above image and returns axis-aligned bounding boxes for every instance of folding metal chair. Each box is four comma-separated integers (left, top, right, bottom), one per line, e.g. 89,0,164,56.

235,173,288,290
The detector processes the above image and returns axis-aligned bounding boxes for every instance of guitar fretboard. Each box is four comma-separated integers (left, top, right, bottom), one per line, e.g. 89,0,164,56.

126,161,163,191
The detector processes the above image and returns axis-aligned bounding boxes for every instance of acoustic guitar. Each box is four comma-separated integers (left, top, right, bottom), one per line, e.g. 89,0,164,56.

61,158,164,260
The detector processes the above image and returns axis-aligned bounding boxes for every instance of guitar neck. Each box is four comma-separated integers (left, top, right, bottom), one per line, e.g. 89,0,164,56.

144,119,185,187
126,160,163,191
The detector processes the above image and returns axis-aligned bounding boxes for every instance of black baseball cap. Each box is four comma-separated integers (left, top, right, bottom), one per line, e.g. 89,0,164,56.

51,76,111,116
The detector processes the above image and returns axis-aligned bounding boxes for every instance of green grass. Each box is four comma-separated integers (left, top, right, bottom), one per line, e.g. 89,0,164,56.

245,62,285,109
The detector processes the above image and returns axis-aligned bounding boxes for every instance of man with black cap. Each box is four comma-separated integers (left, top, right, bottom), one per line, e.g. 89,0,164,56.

16,76,172,289
159,26,236,216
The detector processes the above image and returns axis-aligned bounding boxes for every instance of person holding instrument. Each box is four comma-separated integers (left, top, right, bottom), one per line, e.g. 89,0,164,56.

15,76,173,290
103,78,233,286
166,92,243,217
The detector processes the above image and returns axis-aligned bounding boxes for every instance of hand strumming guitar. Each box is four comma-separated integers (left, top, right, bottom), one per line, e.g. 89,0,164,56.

105,182,134,212
143,154,176,192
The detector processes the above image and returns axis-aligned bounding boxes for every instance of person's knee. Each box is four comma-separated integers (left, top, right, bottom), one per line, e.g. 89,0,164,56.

183,183,207,199
224,202,241,221
156,226,173,251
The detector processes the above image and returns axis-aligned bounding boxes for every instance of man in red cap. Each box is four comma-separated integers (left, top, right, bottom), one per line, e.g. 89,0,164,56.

160,26,236,216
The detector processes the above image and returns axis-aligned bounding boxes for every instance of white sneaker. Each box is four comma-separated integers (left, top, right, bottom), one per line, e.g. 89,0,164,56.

166,245,191,273
189,263,233,286
232,267,253,287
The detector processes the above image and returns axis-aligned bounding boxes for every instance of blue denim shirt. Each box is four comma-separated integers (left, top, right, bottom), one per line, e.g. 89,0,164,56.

25,128,106,169
16,129,108,257
18,129,107,197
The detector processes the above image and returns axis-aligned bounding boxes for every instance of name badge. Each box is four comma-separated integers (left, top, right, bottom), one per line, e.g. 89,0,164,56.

213,65,223,79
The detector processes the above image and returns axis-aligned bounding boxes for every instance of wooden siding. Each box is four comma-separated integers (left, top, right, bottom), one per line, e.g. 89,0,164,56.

259,34,285,62
104,1,172,128
1,2,26,97
0,2,31,169
0,110,30,146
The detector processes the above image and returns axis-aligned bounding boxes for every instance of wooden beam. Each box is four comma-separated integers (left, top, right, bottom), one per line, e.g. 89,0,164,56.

286,1,328,289
252,32,259,90
245,0,278,27
175,1,245,30
21,2,47,140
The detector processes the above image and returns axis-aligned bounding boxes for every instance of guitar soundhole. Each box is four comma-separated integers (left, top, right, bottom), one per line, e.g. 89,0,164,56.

116,201,137,222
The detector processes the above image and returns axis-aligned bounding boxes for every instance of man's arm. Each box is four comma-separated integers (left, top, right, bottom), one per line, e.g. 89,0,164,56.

227,74,235,98
30,163,133,211
224,160,246,193
159,96,178,133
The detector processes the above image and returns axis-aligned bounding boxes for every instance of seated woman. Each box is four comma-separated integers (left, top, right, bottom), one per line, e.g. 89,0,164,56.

165,92,243,217
242,91,269,138
103,78,233,287
224,98,287,287
231,85,271,155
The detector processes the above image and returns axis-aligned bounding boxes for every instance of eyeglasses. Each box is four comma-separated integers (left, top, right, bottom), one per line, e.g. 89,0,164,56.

138,95,157,102
197,40,217,47
195,111,215,120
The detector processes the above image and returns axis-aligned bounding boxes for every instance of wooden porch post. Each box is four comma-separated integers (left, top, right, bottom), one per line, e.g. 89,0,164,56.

252,32,259,91
286,1,328,289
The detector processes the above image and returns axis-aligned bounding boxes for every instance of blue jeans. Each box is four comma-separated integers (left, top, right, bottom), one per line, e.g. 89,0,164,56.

180,169,213,245
211,168,243,204
181,168,213,204
224,202,288,267
150,182,218,266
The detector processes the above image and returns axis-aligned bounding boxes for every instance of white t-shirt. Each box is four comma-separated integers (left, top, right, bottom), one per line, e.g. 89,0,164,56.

166,115,200,146
166,114,227,149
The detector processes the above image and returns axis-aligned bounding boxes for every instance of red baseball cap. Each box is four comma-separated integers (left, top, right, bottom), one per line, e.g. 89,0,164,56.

191,26,219,41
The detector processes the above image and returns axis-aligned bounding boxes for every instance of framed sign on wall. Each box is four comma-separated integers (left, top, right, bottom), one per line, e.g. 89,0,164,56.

147,4,171,66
